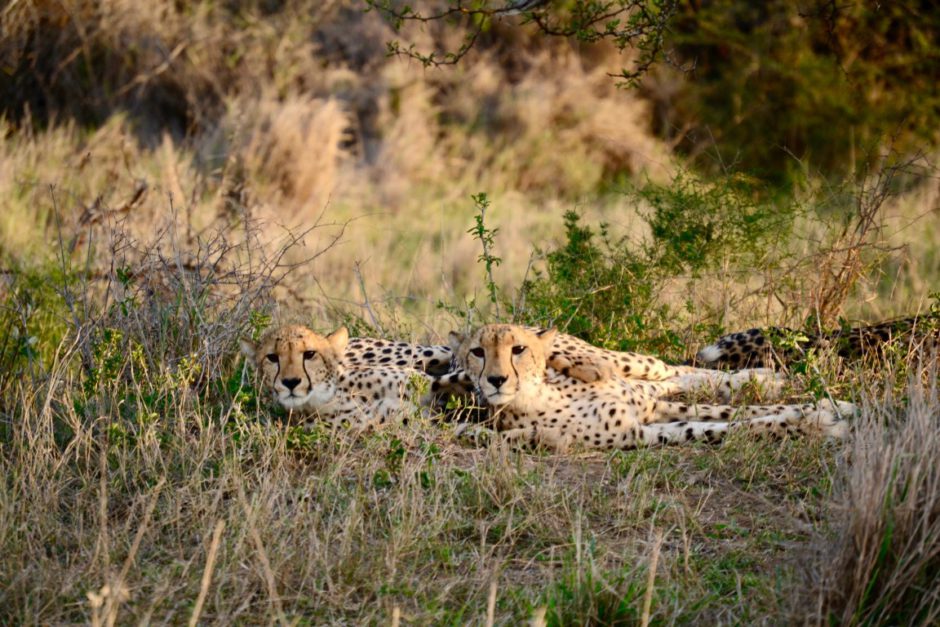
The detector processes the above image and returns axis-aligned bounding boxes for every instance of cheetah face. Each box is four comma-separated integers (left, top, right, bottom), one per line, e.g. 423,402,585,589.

449,324,556,407
240,325,348,411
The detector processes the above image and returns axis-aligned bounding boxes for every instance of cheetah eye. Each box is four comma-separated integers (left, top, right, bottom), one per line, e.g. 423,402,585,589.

511,345,526,355
265,354,279,364
469,347,485,358
303,350,317,360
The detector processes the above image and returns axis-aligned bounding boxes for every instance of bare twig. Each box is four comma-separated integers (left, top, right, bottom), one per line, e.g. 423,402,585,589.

354,261,384,334
641,529,663,627
367,0,679,83
189,520,226,627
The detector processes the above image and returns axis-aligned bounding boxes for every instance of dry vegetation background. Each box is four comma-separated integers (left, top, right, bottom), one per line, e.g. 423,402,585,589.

1,0,939,624
3,0,936,330
1,0,680,332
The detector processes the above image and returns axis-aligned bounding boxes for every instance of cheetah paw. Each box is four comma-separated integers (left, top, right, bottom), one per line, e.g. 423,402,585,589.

453,422,497,447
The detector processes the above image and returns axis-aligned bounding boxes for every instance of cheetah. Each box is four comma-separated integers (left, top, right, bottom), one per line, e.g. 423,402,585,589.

240,323,782,429
341,323,785,401
694,313,939,369
451,324,853,452
240,325,463,428
339,325,700,384
272,322,783,401
525,326,785,400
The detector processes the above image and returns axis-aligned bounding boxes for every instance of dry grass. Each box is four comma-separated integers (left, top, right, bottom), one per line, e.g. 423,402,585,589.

1,215,937,623
807,358,940,625
0,369,848,623
2,1,940,623
0,0,682,332
3,2,939,334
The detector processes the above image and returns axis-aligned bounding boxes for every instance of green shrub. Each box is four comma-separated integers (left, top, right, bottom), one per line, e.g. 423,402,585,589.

0,261,74,397
514,172,796,357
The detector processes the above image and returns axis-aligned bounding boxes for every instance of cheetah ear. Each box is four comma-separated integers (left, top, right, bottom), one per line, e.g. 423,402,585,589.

239,338,257,360
536,327,558,349
327,326,349,353
448,331,465,351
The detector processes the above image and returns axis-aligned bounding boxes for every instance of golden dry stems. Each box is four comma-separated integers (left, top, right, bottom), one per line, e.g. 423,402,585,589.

640,529,663,627
189,520,226,627
485,578,498,627
1,354,937,622
0,0,684,330
2,0,939,332
811,360,940,624
237,481,288,626
3,115,938,335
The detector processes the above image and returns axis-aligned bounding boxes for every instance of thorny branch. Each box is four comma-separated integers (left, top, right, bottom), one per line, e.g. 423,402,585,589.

365,0,680,84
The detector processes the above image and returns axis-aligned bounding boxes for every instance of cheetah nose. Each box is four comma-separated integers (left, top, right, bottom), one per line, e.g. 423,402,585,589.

282,377,302,391
487,375,508,389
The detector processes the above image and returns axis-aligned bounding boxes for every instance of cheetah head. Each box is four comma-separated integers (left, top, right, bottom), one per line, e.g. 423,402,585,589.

240,325,348,411
449,324,556,407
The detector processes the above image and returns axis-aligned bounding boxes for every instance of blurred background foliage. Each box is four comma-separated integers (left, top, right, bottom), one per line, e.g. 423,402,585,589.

1,0,938,335
4,1,937,188
655,0,940,185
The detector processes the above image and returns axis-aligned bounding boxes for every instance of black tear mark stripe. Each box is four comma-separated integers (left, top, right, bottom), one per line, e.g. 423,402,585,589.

297,341,313,391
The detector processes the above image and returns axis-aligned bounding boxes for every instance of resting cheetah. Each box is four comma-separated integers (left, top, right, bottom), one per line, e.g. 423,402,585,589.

451,324,853,451
240,325,463,428
340,324,784,401
241,323,782,429
262,323,782,401
694,313,939,369
516,327,784,400
342,326,697,383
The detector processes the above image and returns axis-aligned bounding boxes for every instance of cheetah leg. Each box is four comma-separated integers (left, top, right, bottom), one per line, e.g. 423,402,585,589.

739,411,849,438
667,368,787,401
622,408,849,448
609,357,767,382
548,350,686,383
624,370,784,402
454,423,573,452
545,353,615,383
548,344,786,397
648,399,856,425
626,421,730,446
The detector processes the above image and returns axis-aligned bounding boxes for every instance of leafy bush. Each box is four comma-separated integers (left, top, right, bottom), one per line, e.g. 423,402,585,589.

639,173,792,275
0,261,74,400
516,209,670,353
514,172,796,357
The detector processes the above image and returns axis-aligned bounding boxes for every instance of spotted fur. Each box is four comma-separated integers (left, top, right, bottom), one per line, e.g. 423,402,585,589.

342,336,454,375
452,324,853,452
240,325,444,428
267,323,782,401
240,322,784,430
694,314,940,369
451,328,786,403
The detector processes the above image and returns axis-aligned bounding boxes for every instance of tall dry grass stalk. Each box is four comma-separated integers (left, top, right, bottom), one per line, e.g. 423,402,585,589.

3,2,939,331
810,356,940,625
